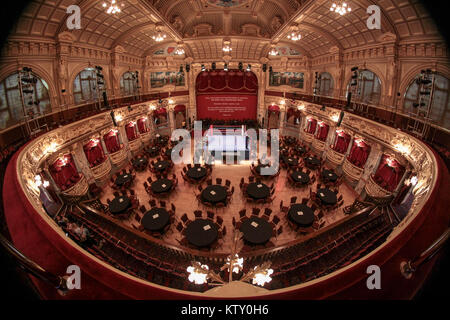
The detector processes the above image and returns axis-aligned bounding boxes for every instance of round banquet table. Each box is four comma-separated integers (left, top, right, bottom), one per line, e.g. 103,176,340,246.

153,160,170,172
246,182,270,200
290,171,310,184
282,155,298,167
132,157,148,167
184,219,218,248
240,217,273,245
146,146,160,156
321,169,338,182
201,185,228,204
305,156,321,168
151,178,173,194
141,208,170,232
317,188,338,205
295,146,307,155
187,167,207,180
109,196,131,215
288,204,315,227
115,173,133,187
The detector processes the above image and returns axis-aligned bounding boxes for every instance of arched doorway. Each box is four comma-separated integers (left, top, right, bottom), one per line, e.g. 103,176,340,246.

268,105,280,129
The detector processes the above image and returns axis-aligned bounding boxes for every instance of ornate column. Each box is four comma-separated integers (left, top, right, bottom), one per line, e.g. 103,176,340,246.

186,57,196,127
70,142,94,183
56,32,75,110
111,46,126,99
355,143,383,194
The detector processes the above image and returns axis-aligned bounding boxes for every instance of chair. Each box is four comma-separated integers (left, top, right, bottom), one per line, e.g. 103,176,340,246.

263,208,272,218
276,225,283,237
290,196,297,204
239,209,247,219
180,213,189,225
160,200,166,208
206,179,213,186
301,198,308,205
251,208,260,216
176,222,184,233
207,211,215,221
139,205,147,214
194,210,203,219
171,203,176,214
216,216,224,227
272,215,280,226
216,178,222,185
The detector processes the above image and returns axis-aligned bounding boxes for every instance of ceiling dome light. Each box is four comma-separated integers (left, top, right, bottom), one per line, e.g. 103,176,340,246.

222,40,232,52
152,26,167,42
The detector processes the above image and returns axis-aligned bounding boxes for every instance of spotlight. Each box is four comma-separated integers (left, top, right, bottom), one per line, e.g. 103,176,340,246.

246,64,251,72
262,64,267,72
269,66,273,73
186,64,190,72
201,64,206,72
238,62,243,71
179,65,184,73
351,66,358,72
224,63,228,71
212,62,216,70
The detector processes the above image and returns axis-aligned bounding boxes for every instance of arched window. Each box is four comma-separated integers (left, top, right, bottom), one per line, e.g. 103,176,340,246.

404,73,450,128
0,72,50,129
73,68,98,105
346,70,381,105
318,72,334,97
120,72,137,96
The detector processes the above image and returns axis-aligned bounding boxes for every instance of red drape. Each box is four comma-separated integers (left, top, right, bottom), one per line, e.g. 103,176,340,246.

348,140,371,168
103,131,121,153
126,123,138,142
83,140,106,168
49,154,81,191
333,131,351,154
196,70,258,94
315,123,329,141
137,118,148,134
374,154,406,192
306,118,317,134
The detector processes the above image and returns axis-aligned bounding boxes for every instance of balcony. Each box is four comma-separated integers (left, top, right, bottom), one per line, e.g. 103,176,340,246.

365,175,394,199
312,138,326,152
342,158,364,181
109,147,128,167
90,158,112,181
326,148,346,166
61,175,89,197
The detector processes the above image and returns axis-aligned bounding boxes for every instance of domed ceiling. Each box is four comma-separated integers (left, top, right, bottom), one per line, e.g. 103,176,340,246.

5,0,442,60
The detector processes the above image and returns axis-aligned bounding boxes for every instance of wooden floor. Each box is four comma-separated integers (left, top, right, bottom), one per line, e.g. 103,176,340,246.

100,154,359,254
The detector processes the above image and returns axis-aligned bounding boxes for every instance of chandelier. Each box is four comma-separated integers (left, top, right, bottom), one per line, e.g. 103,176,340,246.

102,0,122,14
268,46,278,56
175,45,185,55
330,1,352,15
152,27,167,42
186,231,274,288
287,31,301,41
222,40,232,53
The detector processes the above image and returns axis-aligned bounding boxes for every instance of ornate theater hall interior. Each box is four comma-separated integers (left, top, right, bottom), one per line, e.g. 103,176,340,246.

0,0,449,301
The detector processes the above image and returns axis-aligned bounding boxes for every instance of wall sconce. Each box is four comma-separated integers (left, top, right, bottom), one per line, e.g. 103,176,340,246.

168,99,174,105
331,113,340,123
297,104,305,111
115,114,123,122
394,142,410,154
280,100,286,105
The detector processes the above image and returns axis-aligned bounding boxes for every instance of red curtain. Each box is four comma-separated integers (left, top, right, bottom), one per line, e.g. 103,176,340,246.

137,118,148,134
103,131,120,153
348,140,371,168
333,132,351,154
315,123,329,141
126,123,138,141
306,119,317,134
196,70,258,94
49,154,81,191
374,154,406,192
83,140,106,168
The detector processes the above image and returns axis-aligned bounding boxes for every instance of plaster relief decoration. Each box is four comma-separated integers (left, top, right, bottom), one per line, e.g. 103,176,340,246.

193,24,214,37
171,15,184,33
153,44,178,56
365,174,394,199
269,71,304,89
271,16,283,32
206,0,250,7
150,71,185,88
342,158,364,181
241,24,261,37
326,148,346,166
270,46,301,57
